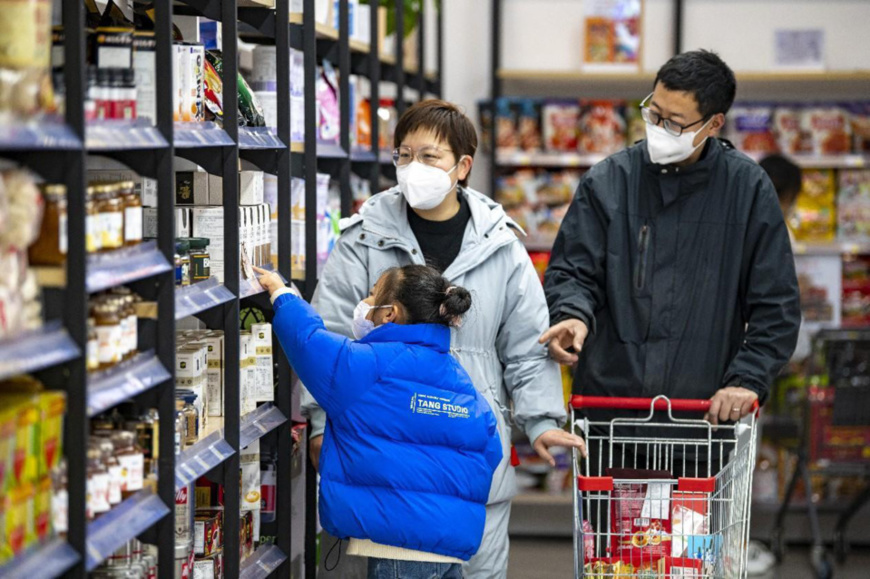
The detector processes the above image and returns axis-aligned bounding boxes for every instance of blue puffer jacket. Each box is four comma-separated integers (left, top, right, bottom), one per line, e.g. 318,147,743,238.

273,292,502,560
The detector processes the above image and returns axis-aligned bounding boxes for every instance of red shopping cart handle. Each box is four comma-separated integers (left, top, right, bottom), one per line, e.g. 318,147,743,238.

571,395,759,414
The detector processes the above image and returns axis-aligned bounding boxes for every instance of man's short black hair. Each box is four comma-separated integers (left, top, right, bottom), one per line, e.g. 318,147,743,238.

654,50,737,118
759,154,803,206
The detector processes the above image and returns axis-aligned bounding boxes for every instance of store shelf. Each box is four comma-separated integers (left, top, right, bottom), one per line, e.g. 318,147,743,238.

88,241,172,294
288,12,303,24
0,119,81,152
496,149,607,168
87,351,172,417
793,241,870,256
0,538,80,579
496,69,870,83
85,489,171,571
746,152,870,169
350,39,371,54
85,120,168,152
316,141,348,159
238,0,274,7
176,429,235,490
174,121,235,149
239,127,285,150
239,544,288,579
315,21,339,41
241,402,288,449
350,149,378,163
175,277,236,320
0,321,80,381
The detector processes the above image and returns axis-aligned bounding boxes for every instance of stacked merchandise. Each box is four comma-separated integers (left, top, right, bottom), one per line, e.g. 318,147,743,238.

86,287,144,374
727,102,870,156
0,0,56,122
0,169,48,338
248,45,305,142
479,97,644,156
0,379,65,565
495,169,581,247
289,173,340,279
86,404,162,576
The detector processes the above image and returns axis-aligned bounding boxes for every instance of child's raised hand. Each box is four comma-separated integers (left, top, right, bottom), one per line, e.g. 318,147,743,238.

253,266,285,295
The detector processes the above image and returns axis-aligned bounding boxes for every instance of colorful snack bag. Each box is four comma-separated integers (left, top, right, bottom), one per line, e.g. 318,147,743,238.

805,106,852,155
625,100,646,145
578,100,627,155
728,104,778,153
316,61,340,144
517,99,542,151
542,100,580,152
773,106,811,154
837,170,870,242
791,169,837,242
495,98,518,150
849,102,870,153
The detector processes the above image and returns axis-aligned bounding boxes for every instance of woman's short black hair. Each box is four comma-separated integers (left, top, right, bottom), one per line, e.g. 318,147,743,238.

376,265,472,328
759,154,803,207
654,50,737,119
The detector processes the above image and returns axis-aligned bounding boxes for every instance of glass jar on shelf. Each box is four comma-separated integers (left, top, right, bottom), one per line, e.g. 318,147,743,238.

119,180,142,246
96,183,124,252
28,184,67,266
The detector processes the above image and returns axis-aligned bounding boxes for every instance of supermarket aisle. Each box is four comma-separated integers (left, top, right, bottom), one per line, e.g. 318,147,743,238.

507,539,870,579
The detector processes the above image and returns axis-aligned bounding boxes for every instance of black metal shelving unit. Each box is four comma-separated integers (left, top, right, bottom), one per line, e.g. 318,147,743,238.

0,0,441,577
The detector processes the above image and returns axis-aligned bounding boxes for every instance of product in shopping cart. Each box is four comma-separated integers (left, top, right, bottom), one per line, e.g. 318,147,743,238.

670,504,707,558
606,467,673,560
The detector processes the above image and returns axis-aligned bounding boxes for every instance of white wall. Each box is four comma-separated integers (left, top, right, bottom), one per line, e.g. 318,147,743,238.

441,0,870,191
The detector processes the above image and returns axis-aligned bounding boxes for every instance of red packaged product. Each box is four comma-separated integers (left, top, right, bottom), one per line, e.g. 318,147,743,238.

728,104,778,153
578,100,627,155
606,468,673,561
542,101,580,152
849,102,870,153
773,106,811,154
805,106,852,155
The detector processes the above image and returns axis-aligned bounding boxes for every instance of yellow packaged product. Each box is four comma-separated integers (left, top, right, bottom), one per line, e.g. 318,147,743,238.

34,476,51,542
0,407,15,495
4,482,34,559
0,394,40,488
37,391,65,478
790,169,837,242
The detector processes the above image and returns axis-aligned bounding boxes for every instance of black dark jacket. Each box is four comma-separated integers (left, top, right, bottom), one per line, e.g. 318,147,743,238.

544,139,801,416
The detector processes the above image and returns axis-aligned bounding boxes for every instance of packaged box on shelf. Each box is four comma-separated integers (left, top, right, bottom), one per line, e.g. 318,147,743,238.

207,171,264,205
200,20,221,51
88,170,158,207
355,3,371,44
255,91,277,128
191,207,224,282
145,207,190,239
240,440,260,514
240,332,257,415
330,0,358,38
176,171,210,205
176,344,207,429
175,16,202,43
194,551,224,579
205,331,224,418
240,511,255,561
251,323,273,403
194,507,223,557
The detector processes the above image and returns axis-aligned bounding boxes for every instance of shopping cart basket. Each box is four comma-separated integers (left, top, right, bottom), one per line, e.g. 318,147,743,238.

571,395,757,578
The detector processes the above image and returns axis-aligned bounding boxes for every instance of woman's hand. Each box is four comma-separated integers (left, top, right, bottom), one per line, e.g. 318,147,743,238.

533,428,587,467
253,266,285,296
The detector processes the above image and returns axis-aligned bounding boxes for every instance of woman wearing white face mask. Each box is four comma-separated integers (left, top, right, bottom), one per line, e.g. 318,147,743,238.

301,100,581,579
255,264,501,579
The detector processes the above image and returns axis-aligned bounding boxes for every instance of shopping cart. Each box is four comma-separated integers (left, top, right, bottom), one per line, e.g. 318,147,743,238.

571,395,757,578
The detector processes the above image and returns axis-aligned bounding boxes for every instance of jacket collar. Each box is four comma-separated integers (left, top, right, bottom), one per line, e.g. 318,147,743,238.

641,137,723,177
340,186,524,278
359,322,450,353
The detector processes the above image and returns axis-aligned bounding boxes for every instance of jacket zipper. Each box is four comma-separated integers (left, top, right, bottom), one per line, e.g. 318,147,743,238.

635,224,650,290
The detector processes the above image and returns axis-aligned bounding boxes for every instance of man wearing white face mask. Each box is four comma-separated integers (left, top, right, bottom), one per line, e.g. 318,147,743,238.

542,51,801,455
301,100,580,579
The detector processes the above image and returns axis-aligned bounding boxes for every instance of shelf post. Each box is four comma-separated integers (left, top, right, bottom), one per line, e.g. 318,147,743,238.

339,0,352,218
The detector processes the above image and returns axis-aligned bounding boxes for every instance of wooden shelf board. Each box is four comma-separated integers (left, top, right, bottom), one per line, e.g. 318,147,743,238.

238,0,274,7
290,141,304,153
350,39,370,54
33,266,66,288
315,22,339,41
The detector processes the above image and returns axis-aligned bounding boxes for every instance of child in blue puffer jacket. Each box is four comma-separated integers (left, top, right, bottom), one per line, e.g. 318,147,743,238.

255,264,502,579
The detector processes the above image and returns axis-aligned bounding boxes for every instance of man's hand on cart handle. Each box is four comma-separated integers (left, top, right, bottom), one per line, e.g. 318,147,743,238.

705,386,759,425
533,429,588,467
539,319,589,365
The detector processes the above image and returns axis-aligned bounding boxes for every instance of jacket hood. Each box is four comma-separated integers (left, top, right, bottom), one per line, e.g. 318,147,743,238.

360,322,450,353
339,186,525,277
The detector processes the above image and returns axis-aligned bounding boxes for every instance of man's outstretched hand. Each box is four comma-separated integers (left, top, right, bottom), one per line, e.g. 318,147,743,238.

539,319,589,365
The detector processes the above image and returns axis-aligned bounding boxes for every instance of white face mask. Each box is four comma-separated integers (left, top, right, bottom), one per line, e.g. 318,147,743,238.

645,117,713,165
352,301,392,340
396,161,462,210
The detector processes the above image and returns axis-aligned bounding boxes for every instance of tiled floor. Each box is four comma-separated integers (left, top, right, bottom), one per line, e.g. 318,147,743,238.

507,538,870,579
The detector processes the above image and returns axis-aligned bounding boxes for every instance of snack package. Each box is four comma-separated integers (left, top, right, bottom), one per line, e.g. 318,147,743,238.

542,100,580,152
316,61,340,144
606,468,673,561
517,99,542,151
202,59,223,122
581,520,595,562
578,101,626,155
791,169,837,242
728,104,778,153
659,557,704,578
671,505,707,557
805,106,852,155
477,100,493,152
495,98,518,150
773,106,811,154
837,170,870,242
625,100,646,145
205,51,265,127
849,102,870,153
